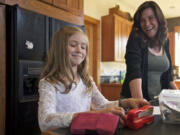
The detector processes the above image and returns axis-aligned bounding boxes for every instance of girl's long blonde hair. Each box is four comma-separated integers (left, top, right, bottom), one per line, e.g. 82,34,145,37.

40,26,93,93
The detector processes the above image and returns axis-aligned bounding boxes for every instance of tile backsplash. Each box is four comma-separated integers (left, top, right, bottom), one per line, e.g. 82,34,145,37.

101,62,126,76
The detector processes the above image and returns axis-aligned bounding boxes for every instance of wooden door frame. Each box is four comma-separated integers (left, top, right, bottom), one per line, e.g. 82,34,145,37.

84,15,101,89
0,5,6,135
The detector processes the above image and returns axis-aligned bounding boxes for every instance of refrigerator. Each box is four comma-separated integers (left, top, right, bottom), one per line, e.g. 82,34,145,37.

5,5,84,135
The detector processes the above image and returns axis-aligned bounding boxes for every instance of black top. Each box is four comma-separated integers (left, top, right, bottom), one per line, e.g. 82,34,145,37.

121,33,173,100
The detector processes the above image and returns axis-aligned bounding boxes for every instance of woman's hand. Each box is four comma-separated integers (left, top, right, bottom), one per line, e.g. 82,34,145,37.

120,98,149,109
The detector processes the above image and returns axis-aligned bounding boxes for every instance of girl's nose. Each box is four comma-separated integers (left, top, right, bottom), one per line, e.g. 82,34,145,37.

76,45,82,52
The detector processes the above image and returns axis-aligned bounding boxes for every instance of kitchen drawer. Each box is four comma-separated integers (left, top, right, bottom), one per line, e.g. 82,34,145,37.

101,83,122,101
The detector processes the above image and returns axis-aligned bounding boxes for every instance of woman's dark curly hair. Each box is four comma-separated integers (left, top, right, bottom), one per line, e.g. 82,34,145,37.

132,1,168,47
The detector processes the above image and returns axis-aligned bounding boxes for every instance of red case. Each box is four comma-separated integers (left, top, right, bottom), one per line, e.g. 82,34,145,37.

70,113,119,135
124,105,154,129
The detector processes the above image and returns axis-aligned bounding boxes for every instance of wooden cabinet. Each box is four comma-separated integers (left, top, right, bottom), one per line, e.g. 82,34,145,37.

101,83,122,100
175,81,180,89
0,5,6,135
39,0,83,16
39,0,52,4
1,0,84,25
102,14,132,61
53,0,83,16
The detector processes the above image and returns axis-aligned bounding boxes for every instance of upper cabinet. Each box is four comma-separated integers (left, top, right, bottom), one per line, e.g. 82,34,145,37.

101,14,132,61
39,0,52,4
1,0,84,25
40,0,83,16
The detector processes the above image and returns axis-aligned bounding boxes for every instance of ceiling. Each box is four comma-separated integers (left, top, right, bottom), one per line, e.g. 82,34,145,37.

117,0,180,19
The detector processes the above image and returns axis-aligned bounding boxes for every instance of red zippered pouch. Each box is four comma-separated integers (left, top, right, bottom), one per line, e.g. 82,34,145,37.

70,112,119,135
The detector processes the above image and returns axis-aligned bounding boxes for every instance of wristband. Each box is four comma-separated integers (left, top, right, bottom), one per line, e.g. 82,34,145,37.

118,99,123,107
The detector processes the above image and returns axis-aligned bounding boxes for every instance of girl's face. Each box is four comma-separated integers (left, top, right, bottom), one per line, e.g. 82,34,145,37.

68,32,88,67
140,7,159,39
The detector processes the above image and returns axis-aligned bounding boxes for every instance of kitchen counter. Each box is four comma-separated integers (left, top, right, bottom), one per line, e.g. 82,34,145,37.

41,115,180,135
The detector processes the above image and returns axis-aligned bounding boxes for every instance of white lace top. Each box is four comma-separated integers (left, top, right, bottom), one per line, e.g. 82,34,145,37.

38,78,118,132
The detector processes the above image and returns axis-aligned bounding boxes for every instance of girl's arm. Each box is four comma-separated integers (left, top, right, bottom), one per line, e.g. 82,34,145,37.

38,79,74,132
90,79,148,111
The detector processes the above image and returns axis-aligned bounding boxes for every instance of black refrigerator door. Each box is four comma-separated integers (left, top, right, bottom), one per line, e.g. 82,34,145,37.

6,5,85,135
17,6,49,61
6,6,48,135
49,17,85,47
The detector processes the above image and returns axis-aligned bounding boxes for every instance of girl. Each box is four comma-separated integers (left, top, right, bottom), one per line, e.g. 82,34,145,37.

38,26,148,131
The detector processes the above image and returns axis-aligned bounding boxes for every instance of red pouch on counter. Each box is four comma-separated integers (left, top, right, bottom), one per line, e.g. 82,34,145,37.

70,112,119,135
124,105,154,130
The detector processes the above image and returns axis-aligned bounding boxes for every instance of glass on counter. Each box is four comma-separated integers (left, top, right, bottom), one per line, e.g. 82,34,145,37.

159,90,180,124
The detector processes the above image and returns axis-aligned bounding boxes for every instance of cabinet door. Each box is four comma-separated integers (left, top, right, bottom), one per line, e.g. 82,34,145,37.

53,0,68,10
102,14,132,62
68,0,83,16
114,17,122,61
101,84,122,100
101,15,115,61
114,16,132,62
53,0,83,16
38,0,52,4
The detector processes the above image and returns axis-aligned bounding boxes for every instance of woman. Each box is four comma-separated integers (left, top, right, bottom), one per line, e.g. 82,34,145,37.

121,1,178,101
38,26,148,131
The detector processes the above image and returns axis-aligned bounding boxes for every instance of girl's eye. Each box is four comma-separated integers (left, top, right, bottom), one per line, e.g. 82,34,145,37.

81,43,87,50
69,41,78,47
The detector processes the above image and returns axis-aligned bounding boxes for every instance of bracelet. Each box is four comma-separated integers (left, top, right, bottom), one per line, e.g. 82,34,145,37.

118,99,123,107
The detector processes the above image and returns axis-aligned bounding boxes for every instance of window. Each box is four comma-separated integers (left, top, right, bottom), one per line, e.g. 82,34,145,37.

175,32,180,77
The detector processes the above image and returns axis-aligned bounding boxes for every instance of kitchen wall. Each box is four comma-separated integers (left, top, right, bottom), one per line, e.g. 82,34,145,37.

84,0,131,76
167,17,180,32
84,0,132,20
101,62,126,76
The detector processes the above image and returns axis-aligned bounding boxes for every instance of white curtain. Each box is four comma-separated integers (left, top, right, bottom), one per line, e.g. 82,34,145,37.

175,32,180,77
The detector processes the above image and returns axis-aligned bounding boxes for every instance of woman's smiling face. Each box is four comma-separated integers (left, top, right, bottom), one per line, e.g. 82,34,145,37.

140,7,159,39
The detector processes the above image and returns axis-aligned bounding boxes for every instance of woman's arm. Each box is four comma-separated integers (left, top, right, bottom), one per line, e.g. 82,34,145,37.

124,33,145,98
169,81,178,89
129,78,143,98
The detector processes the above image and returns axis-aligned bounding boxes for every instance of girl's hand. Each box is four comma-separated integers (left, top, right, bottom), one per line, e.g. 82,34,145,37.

100,106,125,126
